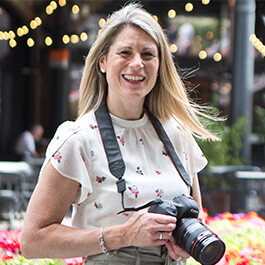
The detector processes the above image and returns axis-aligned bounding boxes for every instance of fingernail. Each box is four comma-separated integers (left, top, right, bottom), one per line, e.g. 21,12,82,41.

165,242,170,247
173,245,178,250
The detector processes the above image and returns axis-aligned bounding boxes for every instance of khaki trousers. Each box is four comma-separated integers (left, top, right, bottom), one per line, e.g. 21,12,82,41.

84,246,184,265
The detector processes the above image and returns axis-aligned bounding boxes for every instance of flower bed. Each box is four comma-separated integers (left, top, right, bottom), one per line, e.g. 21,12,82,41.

187,211,265,265
0,211,264,265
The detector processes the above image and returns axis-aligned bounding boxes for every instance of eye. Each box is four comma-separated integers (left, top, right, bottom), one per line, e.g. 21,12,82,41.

143,52,153,56
118,50,131,57
142,52,155,60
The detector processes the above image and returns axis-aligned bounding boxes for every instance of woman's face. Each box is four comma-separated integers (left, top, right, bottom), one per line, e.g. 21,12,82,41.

99,25,159,109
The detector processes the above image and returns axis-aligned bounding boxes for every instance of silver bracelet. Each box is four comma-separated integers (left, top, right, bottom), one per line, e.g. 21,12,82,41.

98,227,108,254
98,227,118,256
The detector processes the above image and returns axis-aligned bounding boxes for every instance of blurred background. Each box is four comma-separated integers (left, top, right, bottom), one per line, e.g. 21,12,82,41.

0,0,265,227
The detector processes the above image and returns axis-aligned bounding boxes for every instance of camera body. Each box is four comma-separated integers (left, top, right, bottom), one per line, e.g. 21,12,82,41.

148,194,200,219
148,194,225,265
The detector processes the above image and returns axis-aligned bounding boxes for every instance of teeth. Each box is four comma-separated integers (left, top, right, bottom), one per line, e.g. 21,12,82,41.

124,75,144,81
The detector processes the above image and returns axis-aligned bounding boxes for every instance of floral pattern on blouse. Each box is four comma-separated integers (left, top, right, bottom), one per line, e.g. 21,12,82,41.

117,135,125,145
177,125,182,132
94,202,103,210
43,111,207,230
96,176,106,183
155,188,164,198
136,166,144,175
128,185,139,198
52,151,62,163
89,124,98,129
91,150,95,159
162,150,168,156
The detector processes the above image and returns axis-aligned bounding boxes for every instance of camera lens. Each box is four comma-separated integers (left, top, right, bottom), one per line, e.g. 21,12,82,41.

193,233,226,265
173,218,225,265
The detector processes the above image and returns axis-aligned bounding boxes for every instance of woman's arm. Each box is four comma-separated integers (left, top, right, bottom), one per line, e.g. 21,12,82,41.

21,161,177,259
192,173,205,222
21,161,102,258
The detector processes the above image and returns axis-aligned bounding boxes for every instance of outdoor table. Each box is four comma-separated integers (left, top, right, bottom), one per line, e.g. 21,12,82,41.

235,171,265,179
0,161,32,176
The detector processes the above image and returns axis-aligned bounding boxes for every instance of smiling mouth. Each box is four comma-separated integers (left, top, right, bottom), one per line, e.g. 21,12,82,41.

123,74,145,82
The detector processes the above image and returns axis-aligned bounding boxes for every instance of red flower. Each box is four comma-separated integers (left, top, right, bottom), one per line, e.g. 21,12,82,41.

63,257,84,265
0,229,21,253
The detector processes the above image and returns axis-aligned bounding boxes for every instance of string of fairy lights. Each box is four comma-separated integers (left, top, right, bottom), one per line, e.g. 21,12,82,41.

0,0,264,60
0,0,89,48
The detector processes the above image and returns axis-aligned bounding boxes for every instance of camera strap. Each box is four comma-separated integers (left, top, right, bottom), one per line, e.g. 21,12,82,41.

94,101,192,213
146,111,192,193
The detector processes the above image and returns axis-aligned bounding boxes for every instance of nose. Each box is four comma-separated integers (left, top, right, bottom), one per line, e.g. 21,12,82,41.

129,53,144,69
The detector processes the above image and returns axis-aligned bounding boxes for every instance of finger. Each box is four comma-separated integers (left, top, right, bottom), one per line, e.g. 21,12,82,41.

166,241,176,259
148,214,176,233
148,212,177,224
172,244,190,259
165,241,177,259
157,231,172,241
139,209,177,226
198,212,205,223
166,238,190,260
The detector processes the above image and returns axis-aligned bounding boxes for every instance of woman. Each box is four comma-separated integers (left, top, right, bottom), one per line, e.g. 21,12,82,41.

21,3,219,264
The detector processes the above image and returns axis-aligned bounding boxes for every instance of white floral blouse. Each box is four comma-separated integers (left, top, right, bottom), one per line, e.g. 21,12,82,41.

40,111,207,229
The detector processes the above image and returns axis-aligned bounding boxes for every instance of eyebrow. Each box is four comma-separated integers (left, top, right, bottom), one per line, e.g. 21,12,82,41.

116,46,132,50
142,47,157,52
116,46,157,52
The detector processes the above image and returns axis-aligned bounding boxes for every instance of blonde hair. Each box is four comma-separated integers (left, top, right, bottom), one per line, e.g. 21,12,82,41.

78,3,220,141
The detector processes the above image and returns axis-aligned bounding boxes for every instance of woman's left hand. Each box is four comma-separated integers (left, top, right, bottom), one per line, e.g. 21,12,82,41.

165,236,190,262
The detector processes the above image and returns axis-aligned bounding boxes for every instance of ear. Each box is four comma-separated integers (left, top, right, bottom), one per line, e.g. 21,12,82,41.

99,55,106,73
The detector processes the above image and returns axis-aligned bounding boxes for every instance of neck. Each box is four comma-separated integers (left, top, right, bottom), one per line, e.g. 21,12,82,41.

106,96,144,120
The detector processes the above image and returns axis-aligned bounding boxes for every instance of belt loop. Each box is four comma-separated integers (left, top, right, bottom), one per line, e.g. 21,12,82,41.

136,247,141,265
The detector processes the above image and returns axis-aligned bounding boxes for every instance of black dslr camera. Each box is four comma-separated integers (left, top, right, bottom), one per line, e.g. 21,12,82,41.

148,194,225,265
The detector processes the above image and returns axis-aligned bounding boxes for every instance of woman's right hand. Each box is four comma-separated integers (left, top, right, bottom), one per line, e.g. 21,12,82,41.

121,208,177,247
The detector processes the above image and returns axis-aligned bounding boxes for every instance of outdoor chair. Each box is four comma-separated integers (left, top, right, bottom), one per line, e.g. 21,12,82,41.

0,172,20,229
0,161,34,229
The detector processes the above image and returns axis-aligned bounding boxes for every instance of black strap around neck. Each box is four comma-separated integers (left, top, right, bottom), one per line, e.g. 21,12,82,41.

94,101,192,213
94,101,125,180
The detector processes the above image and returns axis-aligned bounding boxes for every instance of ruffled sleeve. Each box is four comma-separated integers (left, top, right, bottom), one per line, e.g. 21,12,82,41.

162,118,208,184
40,121,93,204
184,131,208,178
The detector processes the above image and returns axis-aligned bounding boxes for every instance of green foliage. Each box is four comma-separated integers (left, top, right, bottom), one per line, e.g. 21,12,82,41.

198,116,246,167
253,93,265,136
197,116,246,190
0,256,66,265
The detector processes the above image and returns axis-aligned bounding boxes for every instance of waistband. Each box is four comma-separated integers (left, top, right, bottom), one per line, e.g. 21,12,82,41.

84,246,184,265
